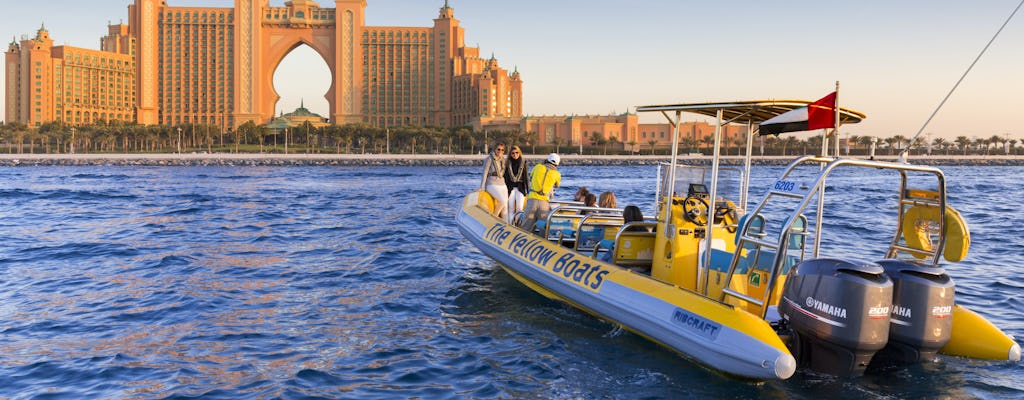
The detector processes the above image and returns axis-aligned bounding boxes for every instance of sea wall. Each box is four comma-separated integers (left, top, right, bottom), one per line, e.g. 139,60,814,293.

1,153,1022,167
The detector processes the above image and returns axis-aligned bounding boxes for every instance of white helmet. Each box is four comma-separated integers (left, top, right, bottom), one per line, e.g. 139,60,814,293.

546,153,560,166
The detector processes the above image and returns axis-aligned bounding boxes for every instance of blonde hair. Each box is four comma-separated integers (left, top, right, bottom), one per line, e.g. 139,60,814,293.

598,191,617,209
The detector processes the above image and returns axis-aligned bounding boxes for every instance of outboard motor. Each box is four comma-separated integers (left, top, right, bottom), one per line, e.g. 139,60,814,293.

779,259,893,377
873,260,955,364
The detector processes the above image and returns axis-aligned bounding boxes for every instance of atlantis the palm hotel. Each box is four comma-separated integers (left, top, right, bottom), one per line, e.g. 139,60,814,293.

5,0,737,151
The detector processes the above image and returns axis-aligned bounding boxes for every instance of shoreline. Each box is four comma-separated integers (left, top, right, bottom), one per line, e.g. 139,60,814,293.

1,153,1023,167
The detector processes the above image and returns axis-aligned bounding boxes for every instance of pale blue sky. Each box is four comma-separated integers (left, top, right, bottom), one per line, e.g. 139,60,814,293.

2,0,1022,140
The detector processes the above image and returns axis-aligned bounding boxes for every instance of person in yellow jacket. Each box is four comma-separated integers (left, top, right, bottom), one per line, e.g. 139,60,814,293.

520,153,561,234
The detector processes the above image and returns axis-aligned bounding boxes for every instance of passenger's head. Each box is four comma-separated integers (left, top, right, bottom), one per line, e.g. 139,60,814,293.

546,153,560,166
574,187,590,202
509,145,522,159
623,205,643,223
598,191,617,209
493,142,506,156
584,193,597,207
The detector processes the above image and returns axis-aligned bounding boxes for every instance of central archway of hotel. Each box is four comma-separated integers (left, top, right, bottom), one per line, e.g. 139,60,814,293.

272,44,332,120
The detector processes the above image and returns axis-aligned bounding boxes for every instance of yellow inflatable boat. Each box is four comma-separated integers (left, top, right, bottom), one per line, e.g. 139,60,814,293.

456,101,1019,380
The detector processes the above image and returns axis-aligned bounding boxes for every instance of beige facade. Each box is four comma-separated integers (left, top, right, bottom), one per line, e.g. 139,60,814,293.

6,0,523,130
6,26,135,127
476,114,749,152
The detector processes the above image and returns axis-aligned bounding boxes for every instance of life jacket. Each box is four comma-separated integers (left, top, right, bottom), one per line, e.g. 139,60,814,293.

526,163,561,201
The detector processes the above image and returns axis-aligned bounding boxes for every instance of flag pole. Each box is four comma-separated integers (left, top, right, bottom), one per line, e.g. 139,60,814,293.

833,81,841,157
812,81,839,258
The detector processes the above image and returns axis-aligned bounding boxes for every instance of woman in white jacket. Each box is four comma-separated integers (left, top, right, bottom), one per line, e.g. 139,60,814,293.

480,143,508,221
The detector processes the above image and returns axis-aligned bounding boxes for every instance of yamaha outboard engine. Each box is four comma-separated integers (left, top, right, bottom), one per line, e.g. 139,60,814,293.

873,260,955,364
779,259,893,377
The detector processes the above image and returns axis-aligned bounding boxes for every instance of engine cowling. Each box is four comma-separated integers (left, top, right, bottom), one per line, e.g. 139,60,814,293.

873,259,955,364
779,258,893,377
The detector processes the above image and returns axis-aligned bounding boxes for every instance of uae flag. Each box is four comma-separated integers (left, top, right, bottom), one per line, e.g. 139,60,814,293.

759,92,837,136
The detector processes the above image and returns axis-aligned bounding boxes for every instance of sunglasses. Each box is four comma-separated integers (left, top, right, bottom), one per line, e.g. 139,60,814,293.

496,147,505,152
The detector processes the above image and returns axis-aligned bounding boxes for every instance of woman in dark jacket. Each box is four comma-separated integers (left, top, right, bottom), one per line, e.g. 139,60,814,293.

504,145,528,196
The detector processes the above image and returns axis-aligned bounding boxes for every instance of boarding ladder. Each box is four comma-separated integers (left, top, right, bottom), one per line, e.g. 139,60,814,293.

716,155,950,319
885,173,948,264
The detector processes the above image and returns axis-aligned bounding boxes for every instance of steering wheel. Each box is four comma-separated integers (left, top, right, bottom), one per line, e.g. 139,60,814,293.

682,196,710,225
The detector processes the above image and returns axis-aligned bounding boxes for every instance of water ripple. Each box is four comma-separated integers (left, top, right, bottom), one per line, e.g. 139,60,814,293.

0,165,1020,399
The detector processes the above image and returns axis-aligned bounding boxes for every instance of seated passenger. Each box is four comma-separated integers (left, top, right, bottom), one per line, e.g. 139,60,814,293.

599,191,617,209
581,193,598,214
574,187,590,203
622,205,650,232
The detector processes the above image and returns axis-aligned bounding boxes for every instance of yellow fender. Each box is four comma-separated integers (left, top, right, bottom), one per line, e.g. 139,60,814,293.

477,190,497,213
940,305,1021,361
902,204,970,262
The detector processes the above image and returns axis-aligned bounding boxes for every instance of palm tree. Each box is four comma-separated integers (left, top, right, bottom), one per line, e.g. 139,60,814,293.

973,137,988,155
647,139,658,155
989,135,1005,154
588,132,602,155
607,135,619,155
681,137,699,153
909,136,926,155
732,135,745,156
506,129,524,151
523,130,538,154
8,122,28,153
452,127,473,154
891,134,908,153
954,136,971,155
782,136,799,156
857,136,874,155
805,135,823,155
932,137,948,155
626,140,638,154
700,135,714,154
550,134,563,154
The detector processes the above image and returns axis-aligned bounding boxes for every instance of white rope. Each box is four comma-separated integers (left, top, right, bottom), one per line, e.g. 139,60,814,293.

900,0,1024,160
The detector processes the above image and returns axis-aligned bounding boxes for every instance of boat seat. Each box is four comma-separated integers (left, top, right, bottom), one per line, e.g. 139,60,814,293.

734,213,766,245
546,217,578,241
719,213,805,275
542,212,584,243
575,215,624,253
595,222,657,267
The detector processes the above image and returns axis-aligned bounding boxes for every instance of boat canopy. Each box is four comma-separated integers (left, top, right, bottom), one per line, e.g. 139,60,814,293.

637,99,867,286
636,100,866,130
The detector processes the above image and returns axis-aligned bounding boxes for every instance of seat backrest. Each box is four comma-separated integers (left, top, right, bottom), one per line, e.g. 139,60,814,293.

545,214,582,241
789,214,808,251
613,229,657,266
735,213,766,245
575,225,606,253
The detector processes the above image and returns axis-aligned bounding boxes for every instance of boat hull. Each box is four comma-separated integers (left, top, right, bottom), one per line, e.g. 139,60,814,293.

456,191,796,380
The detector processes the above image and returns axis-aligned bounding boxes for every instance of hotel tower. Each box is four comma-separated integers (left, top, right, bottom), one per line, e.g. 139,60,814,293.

5,0,523,130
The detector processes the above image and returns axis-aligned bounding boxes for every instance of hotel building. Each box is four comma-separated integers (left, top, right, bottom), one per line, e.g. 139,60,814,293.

476,114,749,152
5,0,523,130
5,25,135,128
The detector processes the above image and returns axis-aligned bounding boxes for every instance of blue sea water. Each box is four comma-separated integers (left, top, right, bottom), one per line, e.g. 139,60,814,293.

0,164,1021,399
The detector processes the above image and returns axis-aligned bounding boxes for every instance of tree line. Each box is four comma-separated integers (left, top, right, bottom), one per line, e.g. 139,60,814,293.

0,120,1019,156
0,120,536,155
